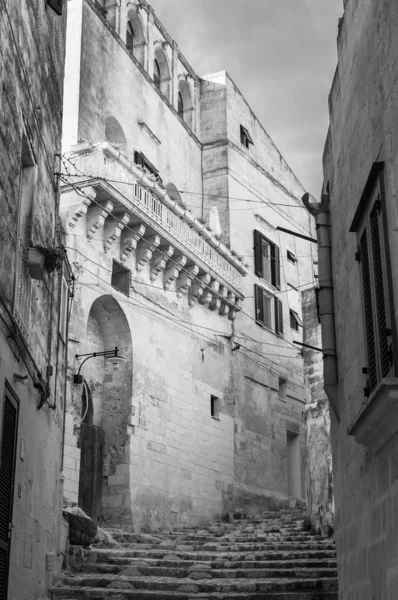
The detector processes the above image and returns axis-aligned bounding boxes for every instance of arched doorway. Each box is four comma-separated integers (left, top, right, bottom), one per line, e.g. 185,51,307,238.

77,295,132,526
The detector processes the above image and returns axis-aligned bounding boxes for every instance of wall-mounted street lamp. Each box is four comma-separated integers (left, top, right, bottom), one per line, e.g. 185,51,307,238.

73,346,125,384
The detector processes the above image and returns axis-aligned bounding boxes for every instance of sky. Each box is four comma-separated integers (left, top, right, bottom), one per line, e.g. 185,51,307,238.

149,0,344,197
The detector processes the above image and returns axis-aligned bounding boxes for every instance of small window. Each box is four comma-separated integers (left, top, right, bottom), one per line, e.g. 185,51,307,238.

59,277,69,342
153,59,161,88
287,250,297,264
134,151,161,182
126,21,135,51
178,92,184,117
255,284,283,335
254,230,280,289
290,309,302,331
111,261,130,295
240,125,253,149
210,395,220,419
278,378,287,401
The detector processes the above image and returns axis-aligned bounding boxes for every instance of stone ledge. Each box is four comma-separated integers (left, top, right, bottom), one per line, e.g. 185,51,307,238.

347,378,398,454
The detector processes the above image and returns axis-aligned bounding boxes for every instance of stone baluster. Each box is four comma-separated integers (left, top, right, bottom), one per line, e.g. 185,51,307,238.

218,286,229,316
163,253,187,290
209,280,221,311
136,235,161,272
176,264,199,298
104,212,130,253
150,245,174,282
86,200,113,240
120,223,146,263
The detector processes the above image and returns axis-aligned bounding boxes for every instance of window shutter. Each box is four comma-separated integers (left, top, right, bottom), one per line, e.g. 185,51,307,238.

47,0,63,15
254,231,263,277
275,297,283,334
370,203,391,377
255,284,264,323
271,244,281,289
360,228,377,390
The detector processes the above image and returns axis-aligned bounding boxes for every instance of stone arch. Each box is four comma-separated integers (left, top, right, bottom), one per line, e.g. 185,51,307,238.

81,294,133,526
105,116,127,149
126,6,146,66
153,44,171,99
178,77,193,129
166,183,183,206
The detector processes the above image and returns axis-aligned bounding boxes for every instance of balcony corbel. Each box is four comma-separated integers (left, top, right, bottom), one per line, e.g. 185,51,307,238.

87,200,114,240
189,273,211,307
136,235,160,272
150,245,174,282
164,253,187,290
176,264,199,298
120,223,146,263
104,212,130,253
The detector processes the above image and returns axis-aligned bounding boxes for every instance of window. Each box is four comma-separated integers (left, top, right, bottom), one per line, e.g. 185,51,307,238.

126,21,135,51
210,395,220,419
111,261,130,295
350,163,395,395
255,284,283,334
290,309,302,331
153,59,161,88
254,230,280,289
287,250,297,264
278,378,287,401
178,92,184,117
94,0,107,16
134,151,161,182
240,125,253,149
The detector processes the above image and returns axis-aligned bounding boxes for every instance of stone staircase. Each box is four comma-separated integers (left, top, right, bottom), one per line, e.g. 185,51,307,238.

51,508,338,599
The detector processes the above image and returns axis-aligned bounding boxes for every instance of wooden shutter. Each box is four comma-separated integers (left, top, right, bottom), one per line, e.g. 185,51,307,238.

255,284,264,323
47,0,63,15
254,231,263,277
275,298,283,334
370,202,391,377
360,228,378,390
0,391,19,599
271,244,281,289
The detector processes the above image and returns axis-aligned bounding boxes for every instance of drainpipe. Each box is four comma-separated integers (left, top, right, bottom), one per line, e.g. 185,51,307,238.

302,192,340,421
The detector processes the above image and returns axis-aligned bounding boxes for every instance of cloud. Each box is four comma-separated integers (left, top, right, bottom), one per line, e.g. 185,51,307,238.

149,0,343,195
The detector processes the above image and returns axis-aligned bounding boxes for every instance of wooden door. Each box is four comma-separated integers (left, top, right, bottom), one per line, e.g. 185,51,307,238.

78,423,104,523
0,387,19,600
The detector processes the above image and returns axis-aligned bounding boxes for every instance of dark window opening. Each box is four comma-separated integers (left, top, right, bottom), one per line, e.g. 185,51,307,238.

240,125,253,149
111,260,130,295
278,378,287,401
126,21,135,51
178,91,184,117
153,59,161,88
287,250,297,264
134,151,162,183
210,395,220,419
290,309,302,331
47,0,63,15
254,230,280,289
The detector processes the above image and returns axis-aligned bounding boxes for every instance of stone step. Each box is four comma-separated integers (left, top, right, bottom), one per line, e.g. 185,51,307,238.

52,589,337,600
111,542,335,554
82,564,337,579
85,557,337,572
89,548,337,563
57,574,338,594
109,533,320,544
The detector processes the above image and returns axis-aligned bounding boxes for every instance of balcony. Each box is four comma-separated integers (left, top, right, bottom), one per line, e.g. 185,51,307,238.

60,142,246,319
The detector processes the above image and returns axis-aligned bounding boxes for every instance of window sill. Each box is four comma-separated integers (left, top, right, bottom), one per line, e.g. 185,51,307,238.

255,319,284,338
211,416,220,421
347,378,398,454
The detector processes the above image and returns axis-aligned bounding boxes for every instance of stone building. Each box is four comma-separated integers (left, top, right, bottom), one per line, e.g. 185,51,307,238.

0,1,68,599
307,0,398,596
60,0,318,531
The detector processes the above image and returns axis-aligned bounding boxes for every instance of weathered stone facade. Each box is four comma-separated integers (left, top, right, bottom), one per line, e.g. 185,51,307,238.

61,0,318,532
322,0,398,597
0,1,68,599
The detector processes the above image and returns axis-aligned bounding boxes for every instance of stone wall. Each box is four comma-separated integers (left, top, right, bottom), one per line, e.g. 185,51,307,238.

0,1,67,598
323,0,398,597
302,288,334,537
